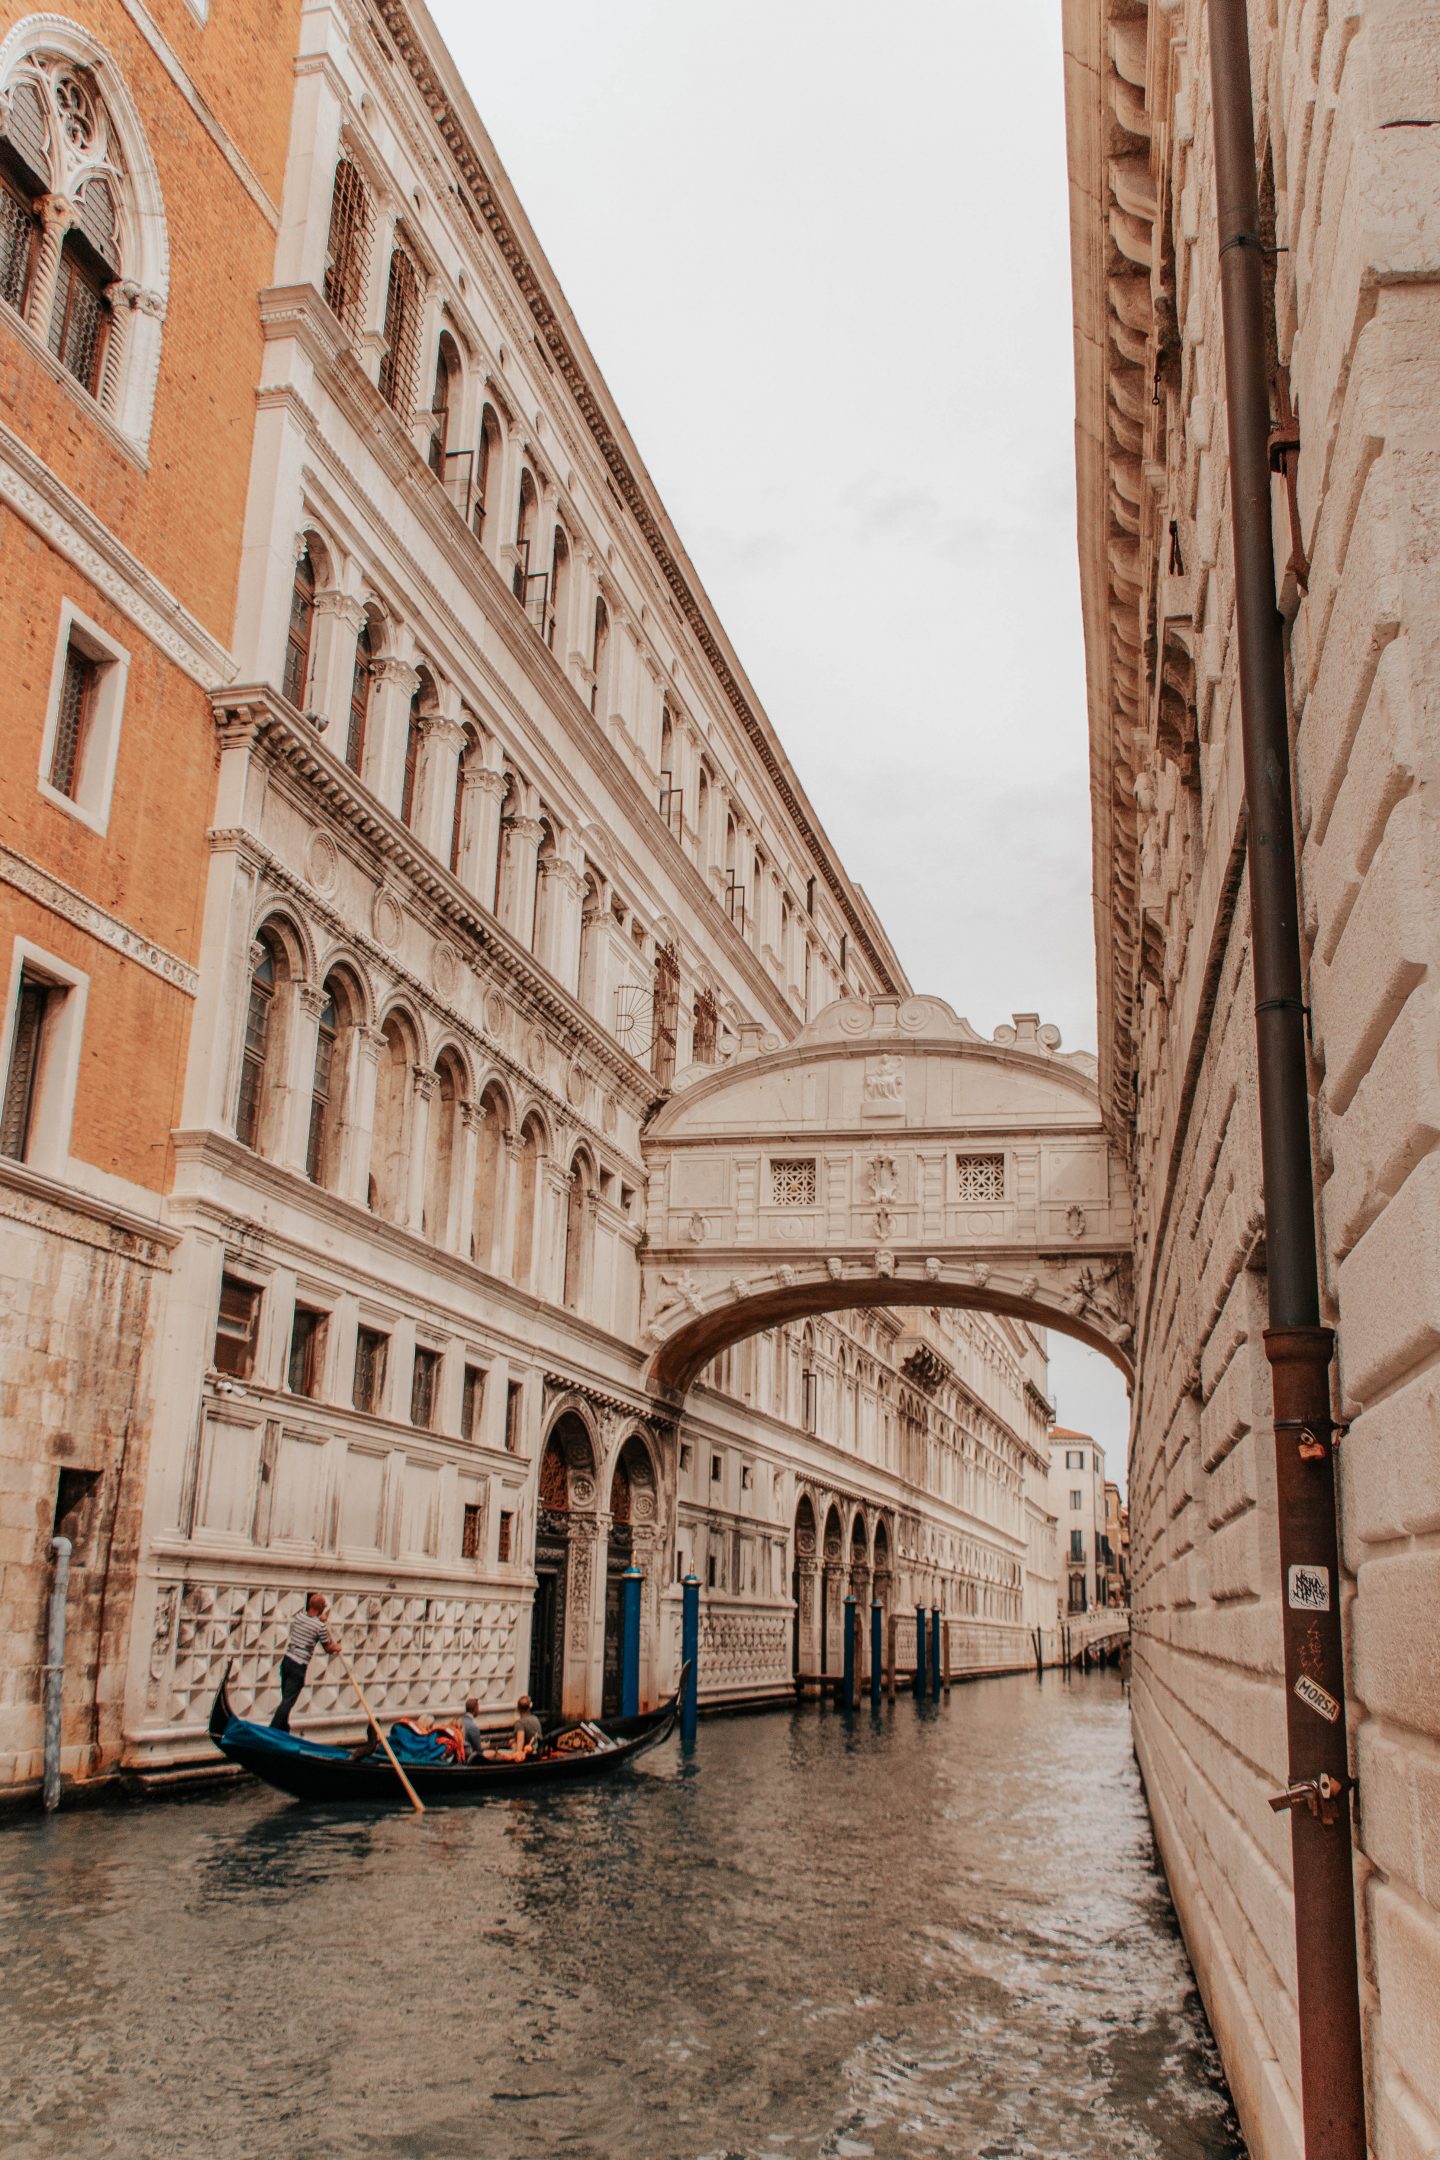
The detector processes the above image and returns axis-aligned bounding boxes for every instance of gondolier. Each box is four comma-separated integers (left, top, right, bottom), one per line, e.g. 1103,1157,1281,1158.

270,1591,339,1731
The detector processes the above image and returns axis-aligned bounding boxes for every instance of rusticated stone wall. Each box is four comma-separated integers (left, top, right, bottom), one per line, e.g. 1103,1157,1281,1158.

1066,2,1440,2153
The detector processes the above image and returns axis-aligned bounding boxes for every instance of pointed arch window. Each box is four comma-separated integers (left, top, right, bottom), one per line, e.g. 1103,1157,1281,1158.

428,328,460,478
283,547,315,707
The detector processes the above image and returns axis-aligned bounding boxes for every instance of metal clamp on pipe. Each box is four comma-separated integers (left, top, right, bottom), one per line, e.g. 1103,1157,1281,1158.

1267,1772,1349,1825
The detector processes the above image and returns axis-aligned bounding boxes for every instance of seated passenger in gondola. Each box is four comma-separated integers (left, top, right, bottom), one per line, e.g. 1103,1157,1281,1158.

484,1694,543,1762
460,1696,488,1763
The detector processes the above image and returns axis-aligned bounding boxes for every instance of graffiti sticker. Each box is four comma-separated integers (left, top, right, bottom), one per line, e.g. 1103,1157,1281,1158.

1287,1564,1331,1612
1294,1673,1341,1724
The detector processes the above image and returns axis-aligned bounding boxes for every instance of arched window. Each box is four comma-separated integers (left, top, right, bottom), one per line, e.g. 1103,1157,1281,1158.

547,525,569,652
513,470,539,615
235,932,280,1149
578,869,604,1016
695,765,711,864
378,233,422,416
531,816,555,958
660,706,674,783
346,615,373,774
492,770,516,916
475,402,501,543
283,546,315,707
0,45,168,437
423,1052,463,1244
471,1082,508,1270
304,986,337,1183
322,150,371,335
401,668,434,828
563,1150,595,1312
450,721,476,875
590,598,609,717
428,328,461,478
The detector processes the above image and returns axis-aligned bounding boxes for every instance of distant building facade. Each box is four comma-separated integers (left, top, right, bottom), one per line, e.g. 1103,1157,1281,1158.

1066,0,1440,2151
1049,1426,1107,1614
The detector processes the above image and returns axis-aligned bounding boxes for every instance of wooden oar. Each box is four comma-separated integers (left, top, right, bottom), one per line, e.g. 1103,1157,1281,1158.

335,1647,425,1814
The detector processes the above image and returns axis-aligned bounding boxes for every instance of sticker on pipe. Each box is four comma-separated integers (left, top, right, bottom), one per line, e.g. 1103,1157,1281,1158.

1287,1564,1331,1611
1294,1673,1341,1724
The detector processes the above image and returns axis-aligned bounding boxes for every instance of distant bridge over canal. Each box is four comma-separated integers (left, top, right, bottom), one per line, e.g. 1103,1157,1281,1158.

640,997,1135,1398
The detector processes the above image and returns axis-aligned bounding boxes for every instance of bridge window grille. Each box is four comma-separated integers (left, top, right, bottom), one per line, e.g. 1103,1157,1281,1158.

771,1157,817,1208
956,1152,1005,1202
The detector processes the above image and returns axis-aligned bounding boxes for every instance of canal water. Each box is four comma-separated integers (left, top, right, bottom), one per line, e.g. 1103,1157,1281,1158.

1,1671,1244,2160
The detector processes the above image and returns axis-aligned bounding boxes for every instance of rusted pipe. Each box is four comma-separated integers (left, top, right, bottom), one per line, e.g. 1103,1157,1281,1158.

1206,4,1366,2153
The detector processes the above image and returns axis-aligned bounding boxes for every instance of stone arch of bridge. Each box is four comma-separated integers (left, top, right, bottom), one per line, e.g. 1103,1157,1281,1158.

640,996,1134,1398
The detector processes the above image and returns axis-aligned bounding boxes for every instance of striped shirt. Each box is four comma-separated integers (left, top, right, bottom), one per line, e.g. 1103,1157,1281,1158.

283,1612,331,1669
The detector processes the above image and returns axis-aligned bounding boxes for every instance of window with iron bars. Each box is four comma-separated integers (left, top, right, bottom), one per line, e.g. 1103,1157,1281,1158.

378,239,422,417
956,1152,1005,1202
322,153,372,335
651,941,680,1088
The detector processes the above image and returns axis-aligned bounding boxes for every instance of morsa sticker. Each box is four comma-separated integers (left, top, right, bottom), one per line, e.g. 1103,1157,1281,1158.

1294,1673,1341,1724
1288,1564,1331,1612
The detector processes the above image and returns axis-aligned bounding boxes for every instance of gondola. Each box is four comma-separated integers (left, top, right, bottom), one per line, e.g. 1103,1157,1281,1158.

207,1664,682,1805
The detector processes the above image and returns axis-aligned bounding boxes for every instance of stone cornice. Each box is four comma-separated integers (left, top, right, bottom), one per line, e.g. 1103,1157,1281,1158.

369,0,903,997
1,843,200,993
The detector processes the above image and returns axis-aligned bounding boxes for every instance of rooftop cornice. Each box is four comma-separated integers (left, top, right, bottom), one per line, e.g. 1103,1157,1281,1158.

367,0,904,998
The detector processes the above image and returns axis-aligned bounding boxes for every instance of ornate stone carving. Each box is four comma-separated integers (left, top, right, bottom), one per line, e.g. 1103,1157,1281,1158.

431,939,460,998
1066,1204,1087,1238
305,831,339,894
863,1053,905,1114
372,886,403,951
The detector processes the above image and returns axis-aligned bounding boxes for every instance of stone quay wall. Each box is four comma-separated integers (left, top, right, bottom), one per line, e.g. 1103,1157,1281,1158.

1065,2,1440,2153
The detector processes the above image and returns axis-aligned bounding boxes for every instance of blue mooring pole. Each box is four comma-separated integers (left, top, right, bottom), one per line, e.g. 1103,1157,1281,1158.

842,1593,856,1711
870,1600,883,1709
620,1564,642,1718
931,1607,943,1698
680,1572,700,1746
914,1603,927,1699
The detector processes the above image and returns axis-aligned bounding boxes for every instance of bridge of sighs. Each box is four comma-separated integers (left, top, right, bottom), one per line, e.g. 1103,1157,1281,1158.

639,996,1134,1398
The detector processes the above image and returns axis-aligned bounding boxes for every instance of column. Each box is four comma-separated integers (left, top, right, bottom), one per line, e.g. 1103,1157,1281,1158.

365,657,420,811
310,591,367,733
272,64,345,289
564,1515,604,1720
795,1558,817,1677
500,813,544,947
341,1025,385,1209
457,762,506,901
536,855,585,989
281,983,329,1173
25,195,75,343
451,1101,481,1260
540,1161,572,1304
414,712,466,862
630,1523,662,1709
495,1131,525,1282
359,199,398,387
180,710,266,1133
403,1067,436,1234
98,278,140,415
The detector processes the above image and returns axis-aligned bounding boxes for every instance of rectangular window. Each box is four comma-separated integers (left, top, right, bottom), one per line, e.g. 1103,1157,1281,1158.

707,1554,718,1590
411,1347,440,1430
679,1441,692,1472
461,1365,486,1443
504,1380,523,1455
1070,1529,1085,1562
49,644,97,800
497,1509,514,1564
1070,1490,1082,1510
1,973,52,1162
801,1369,817,1434
956,1153,1006,1202
353,1326,388,1414
1066,1449,1083,1469
740,1465,753,1491
771,1157,817,1208
710,1453,722,1483
461,1501,483,1560
213,1274,261,1380
287,1307,325,1398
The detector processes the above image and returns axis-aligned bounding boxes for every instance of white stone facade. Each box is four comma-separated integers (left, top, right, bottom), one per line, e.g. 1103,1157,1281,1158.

112,0,1056,1766
1066,2,1440,2152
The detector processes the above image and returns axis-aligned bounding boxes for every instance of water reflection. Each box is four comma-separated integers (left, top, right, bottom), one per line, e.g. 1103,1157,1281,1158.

1,1673,1244,2159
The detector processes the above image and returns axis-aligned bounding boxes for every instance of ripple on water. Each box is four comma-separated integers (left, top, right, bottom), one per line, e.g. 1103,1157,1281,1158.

0,1673,1245,2160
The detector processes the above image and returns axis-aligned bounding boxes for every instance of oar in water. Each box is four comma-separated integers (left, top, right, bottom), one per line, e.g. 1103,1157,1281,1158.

335,1647,425,1815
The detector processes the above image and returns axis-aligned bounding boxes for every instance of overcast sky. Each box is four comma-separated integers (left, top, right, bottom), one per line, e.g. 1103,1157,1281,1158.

430,0,1132,1470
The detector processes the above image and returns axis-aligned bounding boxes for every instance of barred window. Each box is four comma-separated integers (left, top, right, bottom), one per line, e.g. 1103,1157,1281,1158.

49,642,97,798
692,986,719,1065
1,974,52,1161
497,1509,513,1564
378,238,422,417
48,238,108,394
305,990,337,1182
353,1326,388,1415
322,153,371,334
213,1273,261,1380
411,1346,440,1430
956,1152,1005,1202
771,1157,817,1208
461,1502,483,1560
651,940,679,1087
0,170,36,314
346,618,372,773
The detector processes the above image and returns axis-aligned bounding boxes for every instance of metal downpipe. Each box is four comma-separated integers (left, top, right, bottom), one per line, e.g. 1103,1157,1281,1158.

1205,3,1366,2152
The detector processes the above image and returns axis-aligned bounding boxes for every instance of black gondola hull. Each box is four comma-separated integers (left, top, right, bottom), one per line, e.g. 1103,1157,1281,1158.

207,1667,681,1804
